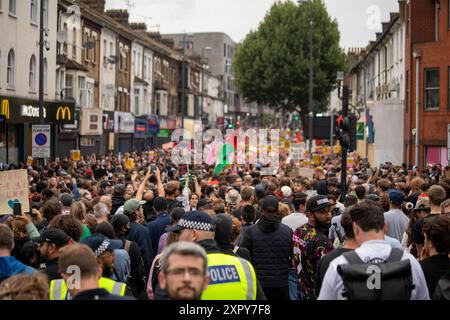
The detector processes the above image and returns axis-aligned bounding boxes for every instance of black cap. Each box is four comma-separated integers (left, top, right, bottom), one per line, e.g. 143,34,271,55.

32,229,70,248
114,184,126,195
261,195,279,211
153,197,168,211
59,193,74,207
306,195,332,213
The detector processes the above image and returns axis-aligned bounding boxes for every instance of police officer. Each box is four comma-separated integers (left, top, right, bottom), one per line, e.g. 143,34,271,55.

167,211,264,300
49,243,130,300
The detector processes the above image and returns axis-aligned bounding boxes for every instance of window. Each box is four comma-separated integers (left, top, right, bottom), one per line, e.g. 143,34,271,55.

30,0,37,23
43,0,48,28
43,59,47,93
65,75,73,99
143,57,148,80
137,52,141,76
424,68,440,110
72,28,77,59
29,55,36,91
103,39,107,67
132,50,136,75
9,0,15,15
224,43,226,57
78,76,86,105
448,67,450,109
86,81,93,108
134,89,139,114
92,33,97,64
63,23,68,54
7,49,15,88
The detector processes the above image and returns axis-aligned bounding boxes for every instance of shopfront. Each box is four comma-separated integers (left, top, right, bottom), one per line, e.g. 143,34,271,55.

102,111,116,155
79,108,103,156
115,112,135,153
0,96,75,164
56,107,80,160
134,118,148,153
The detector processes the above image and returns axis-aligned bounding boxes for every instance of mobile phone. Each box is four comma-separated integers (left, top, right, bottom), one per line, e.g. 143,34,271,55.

149,164,157,173
13,202,22,216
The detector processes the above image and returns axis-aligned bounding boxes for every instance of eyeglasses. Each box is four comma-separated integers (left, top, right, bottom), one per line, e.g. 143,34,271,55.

165,268,205,278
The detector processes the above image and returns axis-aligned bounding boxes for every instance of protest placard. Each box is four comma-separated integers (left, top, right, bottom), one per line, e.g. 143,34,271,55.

0,170,30,215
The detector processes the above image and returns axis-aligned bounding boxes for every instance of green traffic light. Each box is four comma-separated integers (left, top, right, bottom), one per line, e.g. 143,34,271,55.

294,116,299,121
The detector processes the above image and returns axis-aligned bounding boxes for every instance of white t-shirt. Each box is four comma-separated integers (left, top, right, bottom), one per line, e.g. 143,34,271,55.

318,240,430,300
281,212,308,231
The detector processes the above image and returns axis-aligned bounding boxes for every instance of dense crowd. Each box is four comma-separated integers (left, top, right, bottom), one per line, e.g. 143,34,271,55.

0,149,449,300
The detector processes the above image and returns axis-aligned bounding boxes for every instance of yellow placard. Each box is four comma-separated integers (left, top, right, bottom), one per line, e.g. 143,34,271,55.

27,156,33,166
313,154,322,165
333,145,341,154
125,158,135,170
70,150,81,161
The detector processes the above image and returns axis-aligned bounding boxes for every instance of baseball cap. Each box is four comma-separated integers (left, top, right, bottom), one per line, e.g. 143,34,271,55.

281,186,292,198
32,229,70,248
166,211,216,233
59,193,74,207
123,199,146,213
414,197,431,211
153,197,168,211
388,189,404,205
261,195,279,211
306,195,332,213
225,189,241,206
81,234,122,257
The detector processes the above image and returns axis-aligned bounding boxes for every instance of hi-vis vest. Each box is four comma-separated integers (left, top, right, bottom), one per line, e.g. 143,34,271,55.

49,277,127,300
201,253,257,300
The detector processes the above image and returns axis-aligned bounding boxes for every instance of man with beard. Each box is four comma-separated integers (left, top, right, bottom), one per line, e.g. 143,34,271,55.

33,229,70,281
292,195,334,300
158,241,209,300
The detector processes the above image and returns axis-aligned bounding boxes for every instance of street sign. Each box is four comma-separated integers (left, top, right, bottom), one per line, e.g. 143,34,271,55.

32,125,51,159
356,122,365,140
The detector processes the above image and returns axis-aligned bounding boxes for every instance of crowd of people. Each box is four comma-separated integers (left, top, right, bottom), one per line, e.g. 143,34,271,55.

0,149,449,300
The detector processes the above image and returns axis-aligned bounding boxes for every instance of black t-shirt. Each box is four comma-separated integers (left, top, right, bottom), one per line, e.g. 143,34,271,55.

93,168,107,180
315,247,353,297
420,254,450,298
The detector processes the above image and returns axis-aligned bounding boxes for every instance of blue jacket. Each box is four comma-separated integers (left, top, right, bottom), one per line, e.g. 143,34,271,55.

0,256,36,282
147,213,171,255
126,223,154,274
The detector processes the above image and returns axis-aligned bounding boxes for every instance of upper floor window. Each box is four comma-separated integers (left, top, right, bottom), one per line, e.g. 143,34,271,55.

9,0,16,15
424,68,440,110
43,0,48,28
29,55,36,91
7,49,15,88
30,0,37,24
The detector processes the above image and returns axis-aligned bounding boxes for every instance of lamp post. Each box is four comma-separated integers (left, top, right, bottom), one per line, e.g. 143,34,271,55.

181,33,194,129
298,0,314,156
201,47,212,120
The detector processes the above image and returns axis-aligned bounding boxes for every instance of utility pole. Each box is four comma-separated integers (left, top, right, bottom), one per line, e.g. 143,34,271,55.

39,0,45,125
308,18,314,158
181,33,187,129
340,85,349,203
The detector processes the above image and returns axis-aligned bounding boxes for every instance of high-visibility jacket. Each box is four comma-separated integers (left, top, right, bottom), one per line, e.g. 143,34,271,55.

49,277,127,300
201,253,257,300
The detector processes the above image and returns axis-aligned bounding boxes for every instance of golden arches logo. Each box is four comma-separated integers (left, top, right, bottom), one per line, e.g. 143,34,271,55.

56,106,71,121
1,100,10,119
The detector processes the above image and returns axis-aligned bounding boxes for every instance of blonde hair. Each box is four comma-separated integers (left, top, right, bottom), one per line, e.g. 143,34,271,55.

0,273,49,300
70,201,87,223
278,203,291,220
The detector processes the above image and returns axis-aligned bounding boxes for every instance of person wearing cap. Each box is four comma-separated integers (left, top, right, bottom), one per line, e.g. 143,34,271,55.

313,167,328,196
384,189,409,242
33,229,70,281
59,193,74,215
50,243,133,300
401,198,431,252
111,184,126,215
225,189,241,215
122,199,154,275
166,211,262,300
292,195,334,300
147,197,171,256
240,195,293,300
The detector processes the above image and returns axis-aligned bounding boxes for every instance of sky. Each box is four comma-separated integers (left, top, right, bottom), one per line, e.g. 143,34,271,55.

105,0,399,49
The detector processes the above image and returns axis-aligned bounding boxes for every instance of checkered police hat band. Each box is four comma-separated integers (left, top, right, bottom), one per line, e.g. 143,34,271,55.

94,239,110,257
179,218,214,231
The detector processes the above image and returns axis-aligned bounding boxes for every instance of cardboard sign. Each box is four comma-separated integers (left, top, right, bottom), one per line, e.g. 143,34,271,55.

290,143,303,161
0,170,30,215
298,168,315,179
71,150,81,161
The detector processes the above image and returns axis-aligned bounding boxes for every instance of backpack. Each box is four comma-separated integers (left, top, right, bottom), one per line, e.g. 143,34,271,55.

337,248,415,300
433,271,450,300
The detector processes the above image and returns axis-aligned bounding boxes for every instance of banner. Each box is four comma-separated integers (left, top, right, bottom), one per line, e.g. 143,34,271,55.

71,150,81,161
0,170,30,215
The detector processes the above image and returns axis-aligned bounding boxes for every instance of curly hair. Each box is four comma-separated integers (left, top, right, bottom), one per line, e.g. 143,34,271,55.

49,215,83,242
422,215,450,254
6,217,29,239
0,273,49,300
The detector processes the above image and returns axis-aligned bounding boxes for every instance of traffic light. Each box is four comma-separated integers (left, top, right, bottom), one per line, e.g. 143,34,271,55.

294,115,300,121
337,114,357,151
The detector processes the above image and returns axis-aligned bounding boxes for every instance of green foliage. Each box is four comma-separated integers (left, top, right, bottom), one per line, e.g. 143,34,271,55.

234,0,346,115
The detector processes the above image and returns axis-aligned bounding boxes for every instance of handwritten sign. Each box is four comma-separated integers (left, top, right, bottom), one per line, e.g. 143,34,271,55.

298,168,315,179
0,170,30,215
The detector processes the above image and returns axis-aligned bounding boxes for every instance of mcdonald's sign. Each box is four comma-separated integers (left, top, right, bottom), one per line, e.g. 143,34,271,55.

1,99,10,120
56,106,72,121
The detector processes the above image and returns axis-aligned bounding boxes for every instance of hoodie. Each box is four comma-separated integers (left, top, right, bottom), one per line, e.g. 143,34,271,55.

111,195,126,215
0,256,36,282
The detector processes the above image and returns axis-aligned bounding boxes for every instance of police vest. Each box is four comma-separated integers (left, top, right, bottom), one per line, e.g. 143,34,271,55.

201,253,257,300
49,277,127,300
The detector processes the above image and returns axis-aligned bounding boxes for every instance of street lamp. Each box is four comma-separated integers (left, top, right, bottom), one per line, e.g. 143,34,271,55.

297,0,314,156
201,46,212,120
181,33,194,129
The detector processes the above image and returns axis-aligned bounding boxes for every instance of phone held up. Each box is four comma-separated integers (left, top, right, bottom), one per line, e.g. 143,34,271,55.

13,201,22,216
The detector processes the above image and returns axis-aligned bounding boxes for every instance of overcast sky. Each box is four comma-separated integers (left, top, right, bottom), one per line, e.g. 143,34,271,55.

105,0,399,49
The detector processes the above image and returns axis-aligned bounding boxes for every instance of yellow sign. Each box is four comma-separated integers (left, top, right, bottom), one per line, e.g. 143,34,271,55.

313,155,322,165
284,141,291,150
71,150,81,161
56,106,72,121
323,147,330,155
333,145,341,155
1,99,10,119
303,159,311,167
27,156,33,166
125,158,135,170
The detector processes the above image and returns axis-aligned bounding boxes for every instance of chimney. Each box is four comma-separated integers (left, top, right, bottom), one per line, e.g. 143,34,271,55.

105,9,129,26
78,0,105,13
129,23,147,32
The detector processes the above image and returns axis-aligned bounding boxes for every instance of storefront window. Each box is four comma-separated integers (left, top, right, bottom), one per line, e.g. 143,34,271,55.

425,146,448,166
0,125,18,165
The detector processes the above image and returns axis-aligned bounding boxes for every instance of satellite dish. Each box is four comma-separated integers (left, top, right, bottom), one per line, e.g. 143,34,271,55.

57,31,68,44
83,41,95,49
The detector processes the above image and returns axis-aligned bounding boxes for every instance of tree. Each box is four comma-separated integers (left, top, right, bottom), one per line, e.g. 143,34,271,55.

234,0,346,116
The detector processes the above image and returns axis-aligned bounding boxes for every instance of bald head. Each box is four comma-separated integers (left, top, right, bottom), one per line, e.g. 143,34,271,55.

99,195,112,212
